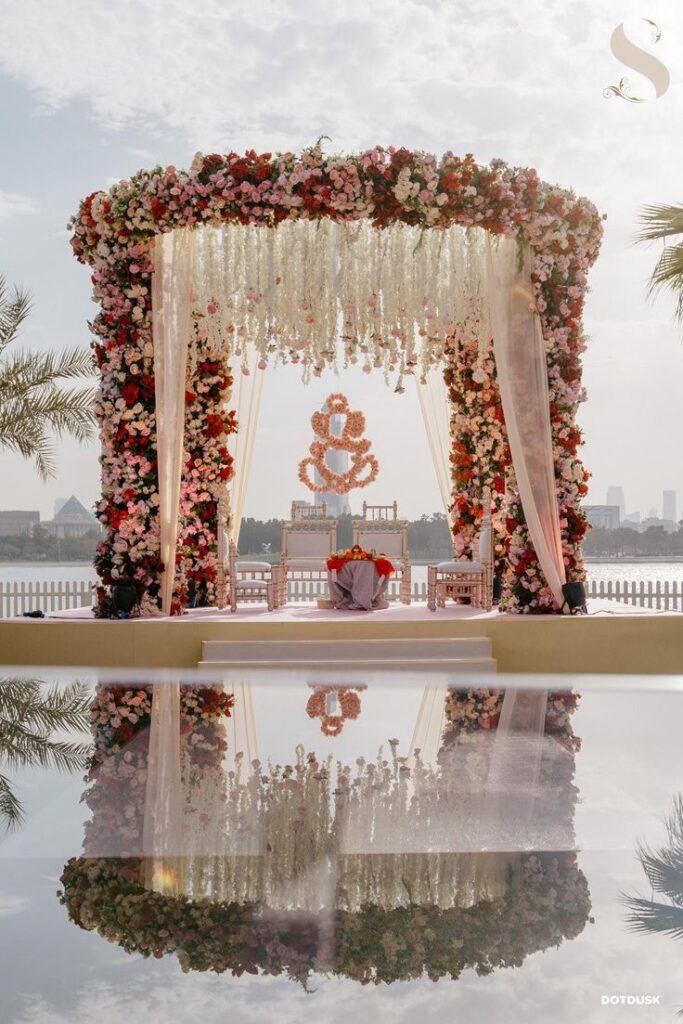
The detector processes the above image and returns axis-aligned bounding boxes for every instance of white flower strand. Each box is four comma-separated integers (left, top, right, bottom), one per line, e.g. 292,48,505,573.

192,221,489,379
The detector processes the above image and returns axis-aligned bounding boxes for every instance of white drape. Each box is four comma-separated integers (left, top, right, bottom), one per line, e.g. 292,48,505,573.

142,681,184,890
152,228,195,614
415,367,453,520
487,236,567,608
225,353,265,544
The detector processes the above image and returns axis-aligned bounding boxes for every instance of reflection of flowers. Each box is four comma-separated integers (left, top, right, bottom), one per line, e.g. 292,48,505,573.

59,850,590,983
441,687,581,754
82,683,233,856
306,685,365,736
59,684,590,984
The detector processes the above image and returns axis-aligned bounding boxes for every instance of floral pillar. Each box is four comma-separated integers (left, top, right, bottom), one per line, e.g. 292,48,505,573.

443,327,509,582
176,324,236,611
501,193,600,613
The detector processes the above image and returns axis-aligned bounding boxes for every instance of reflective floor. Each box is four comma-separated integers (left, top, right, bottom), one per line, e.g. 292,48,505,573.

0,670,681,1022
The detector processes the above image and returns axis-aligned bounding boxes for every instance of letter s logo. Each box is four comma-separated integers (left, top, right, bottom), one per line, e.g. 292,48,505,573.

604,20,670,102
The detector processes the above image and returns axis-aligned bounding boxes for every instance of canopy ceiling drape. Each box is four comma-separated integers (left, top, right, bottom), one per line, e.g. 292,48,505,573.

152,222,566,613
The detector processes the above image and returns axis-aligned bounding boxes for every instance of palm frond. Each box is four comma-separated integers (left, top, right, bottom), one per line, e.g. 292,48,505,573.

0,276,32,355
637,847,683,906
623,895,683,939
645,244,683,323
0,346,95,393
0,772,24,830
637,203,683,243
0,407,56,479
666,795,683,845
0,679,92,734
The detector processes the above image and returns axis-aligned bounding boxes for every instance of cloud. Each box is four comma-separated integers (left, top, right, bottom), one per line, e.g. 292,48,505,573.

0,0,677,159
0,190,38,222
0,893,29,917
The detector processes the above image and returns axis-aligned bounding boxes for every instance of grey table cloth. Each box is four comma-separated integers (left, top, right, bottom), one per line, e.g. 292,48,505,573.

328,559,390,611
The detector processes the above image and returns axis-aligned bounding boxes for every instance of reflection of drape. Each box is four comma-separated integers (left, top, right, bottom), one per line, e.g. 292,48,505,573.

415,367,452,520
142,682,184,891
487,236,566,608
408,685,447,768
225,354,265,544
223,681,259,766
152,228,195,614
141,685,576,908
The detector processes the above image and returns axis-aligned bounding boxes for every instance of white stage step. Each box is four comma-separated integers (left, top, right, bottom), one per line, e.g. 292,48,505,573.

200,636,495,673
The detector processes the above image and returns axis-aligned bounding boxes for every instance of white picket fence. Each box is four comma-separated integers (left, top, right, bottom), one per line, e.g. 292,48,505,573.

0,580,95,617
1,576,683,617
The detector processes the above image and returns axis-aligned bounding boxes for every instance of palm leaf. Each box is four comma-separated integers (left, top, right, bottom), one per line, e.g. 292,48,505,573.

637,203,683,243
0,679,92,733
0,772,24,830
0,274,96,478
637,848,683,906
623,895,683,939
623,795,683,939
645,244,683,322
0,276,31,355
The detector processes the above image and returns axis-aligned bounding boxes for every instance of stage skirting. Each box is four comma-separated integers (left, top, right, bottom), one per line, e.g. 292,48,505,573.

0,601,682,674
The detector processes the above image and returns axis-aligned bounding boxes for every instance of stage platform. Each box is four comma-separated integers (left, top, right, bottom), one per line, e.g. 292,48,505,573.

1,599,682,674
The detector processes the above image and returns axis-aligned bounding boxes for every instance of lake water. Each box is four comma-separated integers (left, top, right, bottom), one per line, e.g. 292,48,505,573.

2,560,683,587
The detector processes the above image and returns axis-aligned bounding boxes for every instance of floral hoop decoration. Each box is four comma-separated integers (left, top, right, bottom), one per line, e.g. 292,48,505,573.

299,393,379,495
306,685,366,736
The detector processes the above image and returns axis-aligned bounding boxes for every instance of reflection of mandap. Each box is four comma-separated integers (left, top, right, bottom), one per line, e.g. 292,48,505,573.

59,682,591,985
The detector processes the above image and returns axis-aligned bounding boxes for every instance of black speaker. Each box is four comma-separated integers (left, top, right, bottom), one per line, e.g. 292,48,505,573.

561,581,587,615
111,578,139,619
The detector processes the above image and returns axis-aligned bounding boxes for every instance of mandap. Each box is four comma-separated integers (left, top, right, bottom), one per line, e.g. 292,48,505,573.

70,145,603,616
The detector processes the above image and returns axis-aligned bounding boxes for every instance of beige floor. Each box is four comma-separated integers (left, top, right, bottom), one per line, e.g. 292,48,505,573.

1,599,682,674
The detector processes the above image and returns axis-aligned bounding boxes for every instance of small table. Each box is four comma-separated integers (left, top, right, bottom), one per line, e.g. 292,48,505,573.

328,560,390,611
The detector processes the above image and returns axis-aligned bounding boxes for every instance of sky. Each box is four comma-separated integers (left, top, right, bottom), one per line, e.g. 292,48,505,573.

0,0,681,522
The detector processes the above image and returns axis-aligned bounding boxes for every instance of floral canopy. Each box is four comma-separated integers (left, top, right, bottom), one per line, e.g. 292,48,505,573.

70,145,603,615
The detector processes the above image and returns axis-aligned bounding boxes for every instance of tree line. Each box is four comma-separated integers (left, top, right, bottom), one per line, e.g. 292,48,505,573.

0,526,100,562
582,525,683,558
238,512,453,558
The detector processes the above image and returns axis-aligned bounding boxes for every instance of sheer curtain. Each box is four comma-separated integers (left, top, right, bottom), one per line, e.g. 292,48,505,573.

142,681,184,891
487,236,566,608
415,368,453,520
225,353,265,544
152,228,195,614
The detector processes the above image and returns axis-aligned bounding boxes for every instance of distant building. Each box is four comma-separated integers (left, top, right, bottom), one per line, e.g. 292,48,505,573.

606,487,625,521
662,490,677,525
623,511,641,526
584,505,620,530
0,510,40,537
42,495,100,538
312,407,351,518
54,496,68,516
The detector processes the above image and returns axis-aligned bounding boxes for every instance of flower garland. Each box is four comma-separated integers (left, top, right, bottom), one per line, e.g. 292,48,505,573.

327,545,394,577
70,145,603,614
298,393,379,494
